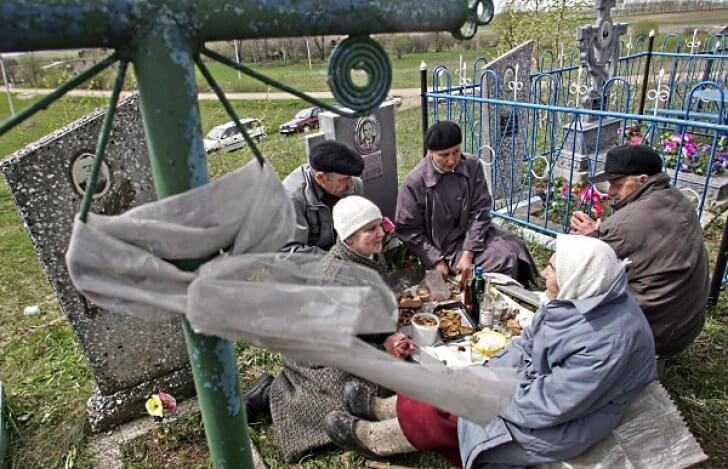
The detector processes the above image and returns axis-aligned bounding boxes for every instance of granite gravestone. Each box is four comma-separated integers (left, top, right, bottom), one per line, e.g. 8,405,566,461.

480,41,534,206
0,95,193,432
307,102,398,219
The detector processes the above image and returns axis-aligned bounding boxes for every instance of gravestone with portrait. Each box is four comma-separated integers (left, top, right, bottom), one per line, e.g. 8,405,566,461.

0,95,193,432
480,41,534,206
307,101,398,219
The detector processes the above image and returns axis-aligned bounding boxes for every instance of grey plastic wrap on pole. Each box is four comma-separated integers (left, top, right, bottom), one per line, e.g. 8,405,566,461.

66,159,518,425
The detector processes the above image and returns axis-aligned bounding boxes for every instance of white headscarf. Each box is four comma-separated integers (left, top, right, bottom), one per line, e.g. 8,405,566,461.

555,234,625,301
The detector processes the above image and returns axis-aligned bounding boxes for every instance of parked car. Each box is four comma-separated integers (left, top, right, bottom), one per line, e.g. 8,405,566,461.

384,95,403,108
279,107,320,135
204,119,266,153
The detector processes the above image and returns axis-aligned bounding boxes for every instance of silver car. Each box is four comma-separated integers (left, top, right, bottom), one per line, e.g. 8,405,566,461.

203,119,266,153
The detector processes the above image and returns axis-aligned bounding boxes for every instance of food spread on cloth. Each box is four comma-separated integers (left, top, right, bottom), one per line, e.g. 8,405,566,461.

397,273,536,367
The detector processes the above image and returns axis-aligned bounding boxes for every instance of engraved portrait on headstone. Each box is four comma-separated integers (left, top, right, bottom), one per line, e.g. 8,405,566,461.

70,151,112,197
354,116,381,155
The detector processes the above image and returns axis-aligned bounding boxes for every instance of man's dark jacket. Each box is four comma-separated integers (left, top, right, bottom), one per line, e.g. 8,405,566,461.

589,172,708,357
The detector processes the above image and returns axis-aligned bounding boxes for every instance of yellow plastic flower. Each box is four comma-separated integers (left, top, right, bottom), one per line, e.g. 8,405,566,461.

145,394,164,418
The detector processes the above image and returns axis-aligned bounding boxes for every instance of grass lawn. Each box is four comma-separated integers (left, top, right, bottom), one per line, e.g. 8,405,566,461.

19,49,496,95
1,95,727,467
615,8,728,27
194,49,495,94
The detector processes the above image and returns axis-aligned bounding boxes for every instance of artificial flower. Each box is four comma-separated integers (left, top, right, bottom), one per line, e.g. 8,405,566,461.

382,216,395,234
158,391,177,414
145,394,164,418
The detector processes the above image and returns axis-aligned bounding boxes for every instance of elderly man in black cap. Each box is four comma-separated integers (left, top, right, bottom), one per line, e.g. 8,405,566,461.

283,140,365,252
395,120,537,285
570,144,708,359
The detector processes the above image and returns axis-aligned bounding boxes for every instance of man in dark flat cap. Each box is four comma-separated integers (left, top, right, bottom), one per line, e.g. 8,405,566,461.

282,140,365,253
570,144,708,359
395,120,537,285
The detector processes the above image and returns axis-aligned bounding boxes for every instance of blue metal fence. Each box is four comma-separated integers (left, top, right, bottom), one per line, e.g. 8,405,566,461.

426,34,728,238
535,33,727,120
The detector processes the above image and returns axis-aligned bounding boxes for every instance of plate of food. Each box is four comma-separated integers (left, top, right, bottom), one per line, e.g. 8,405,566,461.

434,303,475,342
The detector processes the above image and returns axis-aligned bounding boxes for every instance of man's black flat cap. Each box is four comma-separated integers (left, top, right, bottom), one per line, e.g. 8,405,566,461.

309,141,364,176
590,144,663,183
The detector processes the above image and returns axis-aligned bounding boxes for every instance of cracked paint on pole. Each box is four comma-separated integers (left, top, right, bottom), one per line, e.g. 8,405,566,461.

0,0,470,53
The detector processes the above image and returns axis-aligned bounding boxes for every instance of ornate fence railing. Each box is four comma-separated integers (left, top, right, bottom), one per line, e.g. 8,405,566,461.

424,39,728,301
535,32,728,122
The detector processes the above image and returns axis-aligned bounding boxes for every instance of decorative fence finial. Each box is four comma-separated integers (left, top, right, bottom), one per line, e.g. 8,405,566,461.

647,68,669,117
687,29,701,54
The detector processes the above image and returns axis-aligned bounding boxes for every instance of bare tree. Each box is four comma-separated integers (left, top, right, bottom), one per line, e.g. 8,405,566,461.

313,35,326,60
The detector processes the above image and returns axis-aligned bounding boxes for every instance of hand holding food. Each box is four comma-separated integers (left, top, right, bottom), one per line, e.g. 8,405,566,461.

384,332,415,359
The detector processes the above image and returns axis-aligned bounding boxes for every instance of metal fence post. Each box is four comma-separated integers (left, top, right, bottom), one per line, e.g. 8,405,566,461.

709,220,728,308
420,60,429,156
132,27,254,469
637,30,656,116
0,54,14,116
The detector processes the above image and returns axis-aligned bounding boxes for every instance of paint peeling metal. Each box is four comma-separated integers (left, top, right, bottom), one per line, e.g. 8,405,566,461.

215,340,242,416
0,0,471,53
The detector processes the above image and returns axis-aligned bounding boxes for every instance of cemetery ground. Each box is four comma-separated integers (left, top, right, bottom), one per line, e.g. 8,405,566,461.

0,94,727,468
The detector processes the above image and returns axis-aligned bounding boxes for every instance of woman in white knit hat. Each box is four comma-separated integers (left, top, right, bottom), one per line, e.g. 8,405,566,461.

246,195,413,463
324,234,657,468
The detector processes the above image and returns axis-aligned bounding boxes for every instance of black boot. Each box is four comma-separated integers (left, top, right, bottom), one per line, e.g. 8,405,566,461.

344,381,376,420
324,411,379,459
244,372,273,424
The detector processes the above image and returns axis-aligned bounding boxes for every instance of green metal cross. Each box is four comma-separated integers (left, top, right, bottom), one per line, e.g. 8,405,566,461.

0,1,491,466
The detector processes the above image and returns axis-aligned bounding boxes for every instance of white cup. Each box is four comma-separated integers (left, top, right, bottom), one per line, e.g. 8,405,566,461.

411,312,440,346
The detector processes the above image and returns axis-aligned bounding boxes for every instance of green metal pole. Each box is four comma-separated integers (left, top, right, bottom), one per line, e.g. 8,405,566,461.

131,22,254,469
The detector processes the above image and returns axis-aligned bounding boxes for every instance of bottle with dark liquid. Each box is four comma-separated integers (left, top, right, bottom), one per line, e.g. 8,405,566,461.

464,281,473,317
470,267,485,326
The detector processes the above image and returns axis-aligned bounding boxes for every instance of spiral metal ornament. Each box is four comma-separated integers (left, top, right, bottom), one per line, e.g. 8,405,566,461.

452,11,478,41
453,0,495,41
328,36,392,115
476,0,495,25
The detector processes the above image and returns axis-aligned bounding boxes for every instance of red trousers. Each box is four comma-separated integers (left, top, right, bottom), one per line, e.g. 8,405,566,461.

396,394,462,468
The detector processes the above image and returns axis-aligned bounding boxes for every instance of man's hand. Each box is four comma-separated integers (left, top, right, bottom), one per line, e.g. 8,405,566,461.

570,211,599,235
434,260,450,280
455,251,474,283
384,332,415,359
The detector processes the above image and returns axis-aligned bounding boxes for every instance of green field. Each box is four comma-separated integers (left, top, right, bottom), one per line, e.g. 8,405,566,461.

11,49,497,96
194,49,495,93
1,94,727,467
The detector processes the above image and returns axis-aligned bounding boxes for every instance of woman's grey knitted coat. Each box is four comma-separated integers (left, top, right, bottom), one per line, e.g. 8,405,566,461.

269,240,388,463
